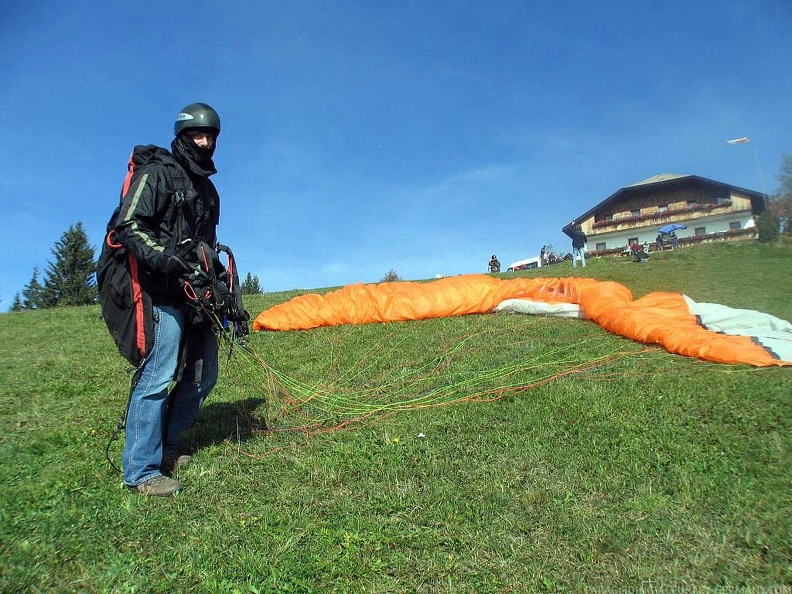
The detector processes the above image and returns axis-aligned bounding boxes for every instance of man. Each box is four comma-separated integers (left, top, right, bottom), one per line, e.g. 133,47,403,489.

571,224,587,268
111,103,224,496
488,255,501,273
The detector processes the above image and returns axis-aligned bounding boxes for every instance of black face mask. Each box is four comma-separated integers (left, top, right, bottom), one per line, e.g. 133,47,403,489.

171,131,217,177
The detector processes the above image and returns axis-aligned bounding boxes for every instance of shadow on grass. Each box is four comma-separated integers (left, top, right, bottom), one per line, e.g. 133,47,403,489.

183,397,268,454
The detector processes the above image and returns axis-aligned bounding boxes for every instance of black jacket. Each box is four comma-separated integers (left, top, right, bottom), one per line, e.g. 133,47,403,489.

113,145,220,303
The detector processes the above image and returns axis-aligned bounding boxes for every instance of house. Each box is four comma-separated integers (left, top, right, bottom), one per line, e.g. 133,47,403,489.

562,174,766,254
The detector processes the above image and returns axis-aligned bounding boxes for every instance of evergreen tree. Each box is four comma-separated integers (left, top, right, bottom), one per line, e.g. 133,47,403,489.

22,265,46,309
9,293,23,312
241,272,263,294
41,222,97,307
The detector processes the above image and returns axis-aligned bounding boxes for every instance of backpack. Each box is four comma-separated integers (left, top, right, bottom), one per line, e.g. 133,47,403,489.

96,146,186,367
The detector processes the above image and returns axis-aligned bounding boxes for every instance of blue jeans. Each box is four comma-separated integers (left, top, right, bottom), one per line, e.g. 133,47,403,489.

123,304,219,486
572,247,586,267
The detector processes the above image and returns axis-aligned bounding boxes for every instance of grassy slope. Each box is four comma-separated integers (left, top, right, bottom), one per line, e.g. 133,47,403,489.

0,242,790,593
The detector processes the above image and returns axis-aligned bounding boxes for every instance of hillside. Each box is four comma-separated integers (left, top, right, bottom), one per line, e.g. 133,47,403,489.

1,242,790,593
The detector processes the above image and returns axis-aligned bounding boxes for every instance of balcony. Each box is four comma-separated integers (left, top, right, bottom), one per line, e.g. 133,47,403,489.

592,199,733,229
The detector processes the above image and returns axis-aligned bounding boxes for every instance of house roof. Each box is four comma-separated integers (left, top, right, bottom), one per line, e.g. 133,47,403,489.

563,174,766,234
628,173,689,187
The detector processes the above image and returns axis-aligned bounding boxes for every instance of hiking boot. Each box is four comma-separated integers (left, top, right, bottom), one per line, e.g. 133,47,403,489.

131,475,183,497
161,450,193,476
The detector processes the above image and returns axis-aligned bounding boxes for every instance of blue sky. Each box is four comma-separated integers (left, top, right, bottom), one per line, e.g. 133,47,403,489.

1,1,790,307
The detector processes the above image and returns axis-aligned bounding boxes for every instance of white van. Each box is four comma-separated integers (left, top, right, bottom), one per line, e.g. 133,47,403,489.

506,256,542,272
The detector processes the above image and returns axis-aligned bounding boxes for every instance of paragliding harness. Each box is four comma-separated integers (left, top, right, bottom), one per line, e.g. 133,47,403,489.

98,146,250,472
178,240,250,340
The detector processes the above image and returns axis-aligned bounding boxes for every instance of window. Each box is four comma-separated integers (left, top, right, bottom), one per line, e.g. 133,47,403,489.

716,196,726,205
628,237,638,245
695,227,706,236
596,242,606,251
658,204,668,213
729,222,741,230
631,210,640,218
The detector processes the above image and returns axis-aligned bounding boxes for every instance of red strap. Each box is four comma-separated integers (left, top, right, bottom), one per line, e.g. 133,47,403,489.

128,254,147,358
120,151,136,198
105,230,122,249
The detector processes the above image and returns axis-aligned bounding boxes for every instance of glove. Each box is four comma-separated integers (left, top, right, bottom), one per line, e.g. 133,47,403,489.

234,320,250,339
162,252,193,278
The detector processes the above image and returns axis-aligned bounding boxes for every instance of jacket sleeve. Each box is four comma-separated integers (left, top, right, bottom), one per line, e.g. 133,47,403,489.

113,165,179,273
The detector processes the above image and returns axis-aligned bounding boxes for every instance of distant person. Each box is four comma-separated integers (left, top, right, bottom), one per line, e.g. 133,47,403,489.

656,233,664,251
672,232,679,249
570,224,587,268
540,245,547,266
631,242,650,262
488,255,501,273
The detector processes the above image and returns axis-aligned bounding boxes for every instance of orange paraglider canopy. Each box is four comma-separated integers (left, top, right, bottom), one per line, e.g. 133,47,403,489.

253,274,791,367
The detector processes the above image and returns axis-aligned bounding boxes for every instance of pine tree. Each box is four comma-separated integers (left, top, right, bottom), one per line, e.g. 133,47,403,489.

9,293,23,312
41,222,97,307
22,265,46,309
241,272,263,294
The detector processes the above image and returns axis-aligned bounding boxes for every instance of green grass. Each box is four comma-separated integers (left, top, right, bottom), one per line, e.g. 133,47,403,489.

1,242,791,593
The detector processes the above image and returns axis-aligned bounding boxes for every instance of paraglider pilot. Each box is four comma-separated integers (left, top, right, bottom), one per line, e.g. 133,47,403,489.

110,103,225,497
570,223,587,268
488,255,501,273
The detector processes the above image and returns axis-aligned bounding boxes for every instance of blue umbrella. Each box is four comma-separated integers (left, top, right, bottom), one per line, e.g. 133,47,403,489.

658,223,686,234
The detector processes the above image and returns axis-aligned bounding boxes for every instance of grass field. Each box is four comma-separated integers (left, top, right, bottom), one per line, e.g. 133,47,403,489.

1,241,790,593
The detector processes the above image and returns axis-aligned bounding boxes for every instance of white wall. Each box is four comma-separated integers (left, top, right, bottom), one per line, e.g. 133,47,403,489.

588,212,755,251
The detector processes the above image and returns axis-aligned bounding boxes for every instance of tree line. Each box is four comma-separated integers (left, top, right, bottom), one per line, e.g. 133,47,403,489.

8,223,264,312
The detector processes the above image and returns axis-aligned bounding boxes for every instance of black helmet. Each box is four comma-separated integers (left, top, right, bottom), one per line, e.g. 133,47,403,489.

174,103,221,136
